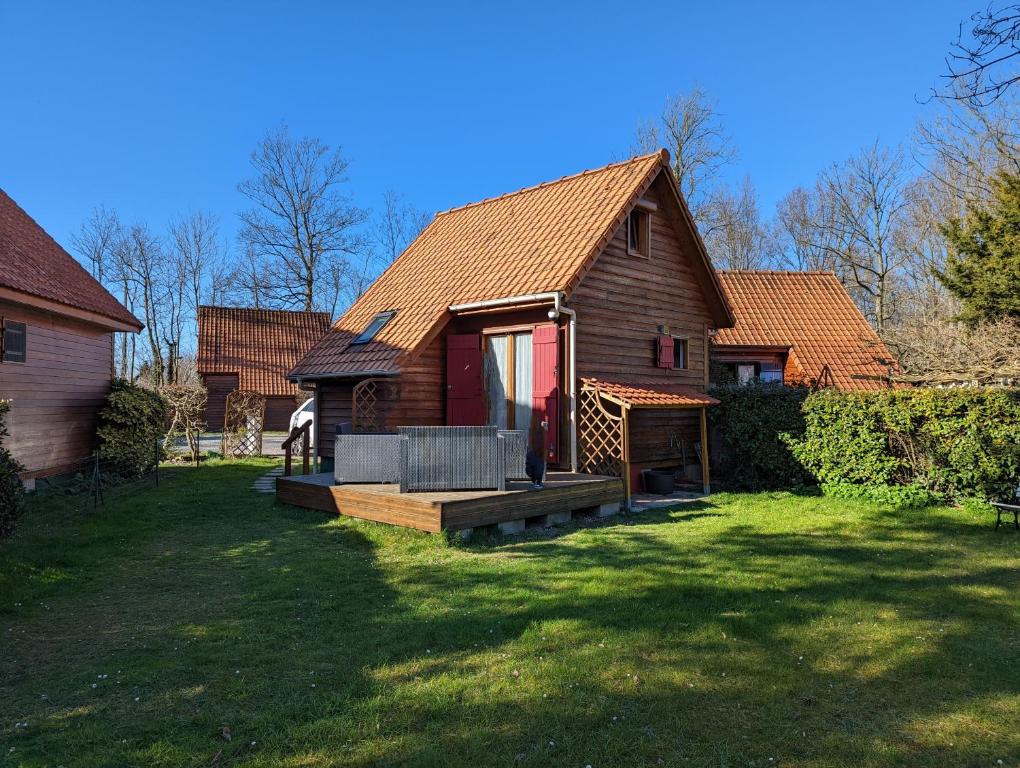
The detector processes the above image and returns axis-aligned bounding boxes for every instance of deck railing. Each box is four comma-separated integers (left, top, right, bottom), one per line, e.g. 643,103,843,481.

282,422,311,477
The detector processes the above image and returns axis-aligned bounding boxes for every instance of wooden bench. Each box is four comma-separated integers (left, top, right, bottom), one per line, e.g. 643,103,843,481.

989,501,1020,531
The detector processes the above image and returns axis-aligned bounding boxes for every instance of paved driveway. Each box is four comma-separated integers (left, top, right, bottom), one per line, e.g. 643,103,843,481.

170,432,287,457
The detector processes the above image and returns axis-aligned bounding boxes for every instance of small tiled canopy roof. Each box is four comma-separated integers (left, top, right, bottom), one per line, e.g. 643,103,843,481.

714,271,895,390
197,306,331,396
291,150,732,378
0,188,142,330
581,378,719,408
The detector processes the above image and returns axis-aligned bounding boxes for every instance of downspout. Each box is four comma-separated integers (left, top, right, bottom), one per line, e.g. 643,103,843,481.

550,300,579,474
448,291,579,474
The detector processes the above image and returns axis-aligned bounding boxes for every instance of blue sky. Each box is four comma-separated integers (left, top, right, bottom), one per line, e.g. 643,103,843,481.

0,1,971,257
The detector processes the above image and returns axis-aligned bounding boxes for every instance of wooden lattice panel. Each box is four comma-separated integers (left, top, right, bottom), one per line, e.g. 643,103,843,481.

352,378,401,433
577,387,625,478
222,390,266,457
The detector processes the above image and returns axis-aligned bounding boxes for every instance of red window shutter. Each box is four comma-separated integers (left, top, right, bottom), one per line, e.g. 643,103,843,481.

446,334,486,426
656,334,674,369
532,323,560,463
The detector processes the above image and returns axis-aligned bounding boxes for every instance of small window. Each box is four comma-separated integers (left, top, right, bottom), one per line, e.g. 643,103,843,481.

760,362,783,383
2,320,26,363
627,208,650,257
671,337,688,370
351,311,396,345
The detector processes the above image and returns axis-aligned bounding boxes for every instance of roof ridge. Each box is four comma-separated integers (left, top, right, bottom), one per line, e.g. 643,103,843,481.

198,304,331,317
435,150,668,217
717,269,837,276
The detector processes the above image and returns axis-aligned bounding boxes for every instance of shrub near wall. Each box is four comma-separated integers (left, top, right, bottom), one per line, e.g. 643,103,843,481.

788,388,1020,501
708,382,812,489
96,380,168,477
0,399,26,538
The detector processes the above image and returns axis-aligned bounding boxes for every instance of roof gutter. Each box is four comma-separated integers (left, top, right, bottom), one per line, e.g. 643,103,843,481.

289,369,398,383
448,291,578,474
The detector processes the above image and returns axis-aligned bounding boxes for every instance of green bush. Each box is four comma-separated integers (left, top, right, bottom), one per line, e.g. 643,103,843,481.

787,387,1020,501
708,382,813,489
96,380,167,478
820,481,943,508
0,399,26,539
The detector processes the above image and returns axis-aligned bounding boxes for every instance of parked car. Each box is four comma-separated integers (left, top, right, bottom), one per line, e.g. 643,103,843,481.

290,397,315,445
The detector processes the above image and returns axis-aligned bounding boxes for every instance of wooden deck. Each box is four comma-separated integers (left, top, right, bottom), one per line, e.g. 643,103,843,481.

275,472,624,532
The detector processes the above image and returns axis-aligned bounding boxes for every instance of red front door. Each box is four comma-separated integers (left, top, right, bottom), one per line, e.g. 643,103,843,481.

446,333,486,426
532,323,560,463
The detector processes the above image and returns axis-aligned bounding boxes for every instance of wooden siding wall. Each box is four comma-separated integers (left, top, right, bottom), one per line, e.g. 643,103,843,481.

201,373,238,432
571,176,715,466
0,299,115,478
316,380,354,458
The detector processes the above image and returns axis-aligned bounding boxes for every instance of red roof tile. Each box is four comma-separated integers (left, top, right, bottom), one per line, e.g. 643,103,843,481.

197,306,331,396
581,378,718,408
292,151,730,378
714,271,895,390
0,189,141,329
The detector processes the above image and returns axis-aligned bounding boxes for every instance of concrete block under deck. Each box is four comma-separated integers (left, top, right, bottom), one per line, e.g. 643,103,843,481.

276,472,625,533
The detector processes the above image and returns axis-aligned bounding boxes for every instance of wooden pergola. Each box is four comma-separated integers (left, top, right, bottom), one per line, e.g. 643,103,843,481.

577,378,714,506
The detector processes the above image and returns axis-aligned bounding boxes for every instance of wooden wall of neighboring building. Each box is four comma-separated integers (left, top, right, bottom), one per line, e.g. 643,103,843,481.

201,373,238,432
0,299,115,479
265,396,299,432
570,176,715,470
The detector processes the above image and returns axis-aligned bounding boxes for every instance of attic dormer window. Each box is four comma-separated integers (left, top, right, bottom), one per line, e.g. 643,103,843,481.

627,208,650,257
351,311,396,345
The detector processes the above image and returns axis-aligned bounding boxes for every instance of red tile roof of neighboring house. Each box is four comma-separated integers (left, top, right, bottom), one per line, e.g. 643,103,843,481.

0,189,142,329
291,150,732,378
581,378,719,408
714,271,895,390
197,306,332,396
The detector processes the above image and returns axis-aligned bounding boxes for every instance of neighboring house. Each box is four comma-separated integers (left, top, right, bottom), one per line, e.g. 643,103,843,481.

0,189,142,486
712,270,895,390
197,306,331,431
290,150,735,496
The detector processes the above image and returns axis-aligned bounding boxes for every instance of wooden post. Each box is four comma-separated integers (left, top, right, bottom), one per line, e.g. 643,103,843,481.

622,406,632,509
699,406,710,494
302,423,311,476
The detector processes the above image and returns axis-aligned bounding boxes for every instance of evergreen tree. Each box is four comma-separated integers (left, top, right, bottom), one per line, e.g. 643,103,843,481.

938,171,1020,324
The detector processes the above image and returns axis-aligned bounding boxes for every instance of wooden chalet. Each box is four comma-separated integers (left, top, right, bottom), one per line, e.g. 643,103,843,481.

712,271,895,390
282,150,735,525
0,189,142,486
197,306,331,431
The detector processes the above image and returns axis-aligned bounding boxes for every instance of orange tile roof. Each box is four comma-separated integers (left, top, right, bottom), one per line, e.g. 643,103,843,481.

293,150,729,378
581,378,718,408
197,306,331,396
714,271,895,390
0,188,141,330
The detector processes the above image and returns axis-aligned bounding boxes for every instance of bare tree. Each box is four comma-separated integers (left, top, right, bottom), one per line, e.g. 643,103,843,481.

702,177,772,269
72,206,138,378
375,188,430,264
807,144,913,333
71,206,121,281
116,224,167,384
885,315,1020,384
916,92,1020,202
633,87,736,232
774,187,841,272
238,125,368,311
170,211,223,317
940,4,1020,106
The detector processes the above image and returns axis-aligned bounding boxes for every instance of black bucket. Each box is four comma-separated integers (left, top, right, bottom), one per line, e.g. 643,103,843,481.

642,469,676,495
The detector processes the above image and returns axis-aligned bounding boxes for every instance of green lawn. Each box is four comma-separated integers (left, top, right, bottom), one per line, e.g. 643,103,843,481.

1,460,1018,767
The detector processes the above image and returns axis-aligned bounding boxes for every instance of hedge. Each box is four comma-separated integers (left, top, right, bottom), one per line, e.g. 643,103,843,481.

707,382,812,490
96,380,168,477
0,399,25,538
786,387,1020,501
